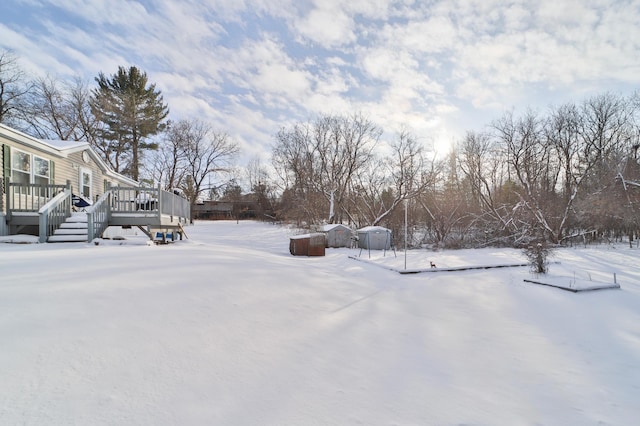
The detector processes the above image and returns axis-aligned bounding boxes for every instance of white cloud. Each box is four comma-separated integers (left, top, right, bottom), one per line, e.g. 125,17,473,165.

295,5,357,48
3,0,640,165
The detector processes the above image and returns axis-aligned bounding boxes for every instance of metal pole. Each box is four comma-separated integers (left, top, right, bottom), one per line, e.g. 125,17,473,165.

404,200,408,270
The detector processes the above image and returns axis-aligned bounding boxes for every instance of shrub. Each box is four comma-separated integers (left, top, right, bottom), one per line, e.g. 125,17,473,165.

523,241,553,274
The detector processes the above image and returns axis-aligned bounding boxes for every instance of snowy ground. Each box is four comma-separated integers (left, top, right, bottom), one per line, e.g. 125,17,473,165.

1,220,639,425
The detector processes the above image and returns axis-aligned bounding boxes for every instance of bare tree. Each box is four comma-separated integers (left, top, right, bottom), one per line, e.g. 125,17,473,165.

173,119,239,221
417,151,473,248
355,130,437,226
313,113,380,223
245,157,276,219
144,121,189,190
22,76,100,142
0,50,32,127
457,130,524,242
272,113,380,225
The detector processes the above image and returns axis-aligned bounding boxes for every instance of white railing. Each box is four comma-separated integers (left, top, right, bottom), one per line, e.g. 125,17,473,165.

38,189,72,243
109,185,190,223
6,182,190,241
87,192,112,241
8,181,68,218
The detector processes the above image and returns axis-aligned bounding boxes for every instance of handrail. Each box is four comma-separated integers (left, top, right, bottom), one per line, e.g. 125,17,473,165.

86,191,112,241
38,189,72,243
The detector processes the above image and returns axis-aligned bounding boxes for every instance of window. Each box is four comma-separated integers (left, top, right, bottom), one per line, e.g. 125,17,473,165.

9,149,52,195
34,156,50,185
80,168,91,199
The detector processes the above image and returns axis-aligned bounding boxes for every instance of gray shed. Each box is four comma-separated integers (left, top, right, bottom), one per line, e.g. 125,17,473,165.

357,226,392,250
320,224,353,248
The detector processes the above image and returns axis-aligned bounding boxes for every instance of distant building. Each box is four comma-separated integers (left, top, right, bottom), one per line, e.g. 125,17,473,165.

356,226,393,250
320,224,353,248
192,200,258,220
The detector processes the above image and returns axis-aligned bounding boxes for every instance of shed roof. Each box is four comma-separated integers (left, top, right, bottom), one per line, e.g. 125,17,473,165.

357,226,391,233
320,224,352,232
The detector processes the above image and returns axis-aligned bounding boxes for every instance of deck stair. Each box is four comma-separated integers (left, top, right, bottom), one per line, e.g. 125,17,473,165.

48,213,88,243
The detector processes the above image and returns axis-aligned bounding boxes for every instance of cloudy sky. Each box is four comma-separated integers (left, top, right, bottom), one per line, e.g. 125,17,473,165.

1,0,639,164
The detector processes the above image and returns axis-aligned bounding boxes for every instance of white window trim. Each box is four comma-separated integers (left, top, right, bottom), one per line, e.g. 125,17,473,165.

11,148,31,182
10,149,51,184
33,155,50,181
80,167,92,199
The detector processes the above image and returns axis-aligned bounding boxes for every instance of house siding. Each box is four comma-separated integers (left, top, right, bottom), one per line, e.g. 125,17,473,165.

1,141,62,214
61,150,102,200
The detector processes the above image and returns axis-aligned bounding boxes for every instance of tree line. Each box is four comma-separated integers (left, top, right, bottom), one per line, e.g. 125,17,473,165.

270,93,640,249
3,50,640,248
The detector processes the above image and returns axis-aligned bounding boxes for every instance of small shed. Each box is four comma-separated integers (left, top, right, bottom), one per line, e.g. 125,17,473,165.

357,226,392,250
289,233,326,256
320,224,353,248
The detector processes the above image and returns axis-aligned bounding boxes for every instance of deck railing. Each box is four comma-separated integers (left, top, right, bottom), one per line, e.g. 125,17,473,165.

110,186,160,213
109,185,190,222
4,182,190,241
7,181,69,220
159,188,190,222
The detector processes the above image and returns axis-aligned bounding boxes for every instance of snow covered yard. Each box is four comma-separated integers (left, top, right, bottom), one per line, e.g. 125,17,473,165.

1,221,639,425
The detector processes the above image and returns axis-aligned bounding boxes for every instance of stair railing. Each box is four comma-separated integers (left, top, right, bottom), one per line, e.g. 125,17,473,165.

86,191,112,241
38,188,72,243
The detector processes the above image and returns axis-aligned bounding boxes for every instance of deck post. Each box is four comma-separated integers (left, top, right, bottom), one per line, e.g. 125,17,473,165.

87,210,95,242
157,184,162,222
38,208,47,243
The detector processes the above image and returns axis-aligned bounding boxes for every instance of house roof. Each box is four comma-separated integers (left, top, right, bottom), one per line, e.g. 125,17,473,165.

41,139,89,151
0,124,64,157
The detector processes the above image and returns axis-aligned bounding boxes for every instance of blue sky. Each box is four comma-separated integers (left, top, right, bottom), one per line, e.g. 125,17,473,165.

2,0,639,165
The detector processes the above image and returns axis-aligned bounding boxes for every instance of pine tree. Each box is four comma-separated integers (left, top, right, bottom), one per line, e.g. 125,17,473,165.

90,66,169,181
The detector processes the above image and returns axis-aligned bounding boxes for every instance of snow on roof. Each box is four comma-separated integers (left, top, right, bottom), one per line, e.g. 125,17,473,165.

357,226,390,232
290,233,325,239
320,224,352,232
42,139,89,151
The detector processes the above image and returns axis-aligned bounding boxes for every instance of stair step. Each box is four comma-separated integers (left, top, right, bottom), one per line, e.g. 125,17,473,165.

54,228,89,236
48,234,88,242
67,214,88,223
60,222,88,229
48,213,90,243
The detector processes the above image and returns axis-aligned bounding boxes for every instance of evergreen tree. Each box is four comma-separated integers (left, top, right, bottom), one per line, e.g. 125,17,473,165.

90,66,168,181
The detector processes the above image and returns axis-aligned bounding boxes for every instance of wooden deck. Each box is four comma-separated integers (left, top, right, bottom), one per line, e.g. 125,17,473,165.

3,182,191,242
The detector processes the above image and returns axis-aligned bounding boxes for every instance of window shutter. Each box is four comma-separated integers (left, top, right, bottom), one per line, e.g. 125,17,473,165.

2,145,10,195
50,160,55,182
2,145,10,180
